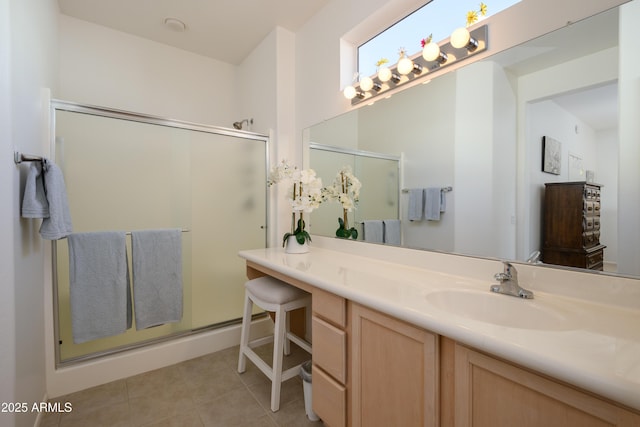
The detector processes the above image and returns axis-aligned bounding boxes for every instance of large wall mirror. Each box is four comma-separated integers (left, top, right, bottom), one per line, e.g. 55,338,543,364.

306,1,640,279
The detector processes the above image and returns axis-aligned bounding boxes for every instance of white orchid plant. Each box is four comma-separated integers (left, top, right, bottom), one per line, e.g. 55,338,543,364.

269,160,323,247
324,166,362,239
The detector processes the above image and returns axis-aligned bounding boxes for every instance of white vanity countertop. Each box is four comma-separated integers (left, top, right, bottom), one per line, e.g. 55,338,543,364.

239,243,640,412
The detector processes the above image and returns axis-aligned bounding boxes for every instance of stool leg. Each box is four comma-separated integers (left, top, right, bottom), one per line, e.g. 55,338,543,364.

284,310,291,356
237,292,253,373
271,305,286,412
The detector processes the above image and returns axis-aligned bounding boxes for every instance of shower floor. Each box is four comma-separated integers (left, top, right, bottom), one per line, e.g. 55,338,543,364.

42,343,320,426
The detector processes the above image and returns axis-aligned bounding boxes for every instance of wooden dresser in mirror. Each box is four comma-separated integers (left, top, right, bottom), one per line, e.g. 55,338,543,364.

543,182,606,271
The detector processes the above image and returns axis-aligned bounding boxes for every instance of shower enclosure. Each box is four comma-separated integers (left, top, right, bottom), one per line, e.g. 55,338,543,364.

51,101,268,365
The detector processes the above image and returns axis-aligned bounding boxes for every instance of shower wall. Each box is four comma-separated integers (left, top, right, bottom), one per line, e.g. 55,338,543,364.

53,103,267,363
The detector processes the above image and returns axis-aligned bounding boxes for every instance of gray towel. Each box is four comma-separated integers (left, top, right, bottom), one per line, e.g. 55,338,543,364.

40,161,73,240
383,219,401,246
68,232,131,344
362,220,384,243
425,187,443,221
407,188,424,221
22,162,50,218
131,229,183,329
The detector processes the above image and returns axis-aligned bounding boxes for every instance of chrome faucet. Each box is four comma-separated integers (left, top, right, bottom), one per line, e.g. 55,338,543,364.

490,262,534,299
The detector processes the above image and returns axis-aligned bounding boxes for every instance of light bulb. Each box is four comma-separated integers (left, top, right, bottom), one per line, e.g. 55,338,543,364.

422,42,440,61
360,76,374,92
343,85,356,100
397,57,413,75
378,67,392,82
451,27,471,49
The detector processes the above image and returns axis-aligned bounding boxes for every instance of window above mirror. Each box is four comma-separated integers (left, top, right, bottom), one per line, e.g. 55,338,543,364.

357,0,522,78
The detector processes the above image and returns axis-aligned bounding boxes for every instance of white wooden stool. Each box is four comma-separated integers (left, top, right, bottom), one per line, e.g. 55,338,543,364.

237,276,312,412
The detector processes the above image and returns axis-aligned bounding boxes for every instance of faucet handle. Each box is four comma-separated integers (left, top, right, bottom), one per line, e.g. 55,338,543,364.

494,262,516,282
494,272,511,282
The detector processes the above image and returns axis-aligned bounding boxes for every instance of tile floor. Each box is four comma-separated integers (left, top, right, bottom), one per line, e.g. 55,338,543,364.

41,343,323,427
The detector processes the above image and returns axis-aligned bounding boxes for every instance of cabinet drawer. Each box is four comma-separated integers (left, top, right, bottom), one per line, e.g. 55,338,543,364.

312,316,346,383
313,288,346,327
313,365,346,427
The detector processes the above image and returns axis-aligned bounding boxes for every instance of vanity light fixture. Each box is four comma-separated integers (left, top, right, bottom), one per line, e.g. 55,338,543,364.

343,85,364,100
450,27,479,51
377,66,392,82
360,76,374,91
422,41,448,64
345,25,487,105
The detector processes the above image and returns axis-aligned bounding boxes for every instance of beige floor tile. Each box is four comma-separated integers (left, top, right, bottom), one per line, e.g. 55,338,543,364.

248,377,305,413
55,380,128,416
47,345,317,427
59,400,131,427
196,387,268,427
128,388,196,426
126,365,186,399
266,397,324,427
139,412,204,427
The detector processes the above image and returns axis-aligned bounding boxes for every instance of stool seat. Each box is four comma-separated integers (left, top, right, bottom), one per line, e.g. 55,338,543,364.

237,276,312,412
245,276,309,305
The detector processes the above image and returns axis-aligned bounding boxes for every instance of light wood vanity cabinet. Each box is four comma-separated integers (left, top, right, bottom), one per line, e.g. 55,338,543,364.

350,303,439,427
454,343,640,427
311,288,348,427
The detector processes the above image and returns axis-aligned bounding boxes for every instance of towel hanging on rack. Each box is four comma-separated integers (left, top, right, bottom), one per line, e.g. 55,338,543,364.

39,160,73,240
131,229,183,330
22,162,49,219
68,231,131,344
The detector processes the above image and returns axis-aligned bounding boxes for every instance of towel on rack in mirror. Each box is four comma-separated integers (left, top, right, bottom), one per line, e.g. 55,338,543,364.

68,232,131,344
383,219,401,246
131,229,183,329
39,160,73,239
407,188,424,221
21,161,49,218
362,220,384,243
425,187,446,221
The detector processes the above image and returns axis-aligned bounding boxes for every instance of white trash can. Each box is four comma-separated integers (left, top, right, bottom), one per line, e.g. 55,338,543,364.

300,361,320,421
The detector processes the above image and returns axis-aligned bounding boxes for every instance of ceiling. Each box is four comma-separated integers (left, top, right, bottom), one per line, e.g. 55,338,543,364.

57,0,330,65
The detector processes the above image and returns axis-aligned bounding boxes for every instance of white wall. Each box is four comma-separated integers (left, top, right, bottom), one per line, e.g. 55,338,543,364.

618,0,640,276
597,128,619,266
58,14,239,126
3,0,59,426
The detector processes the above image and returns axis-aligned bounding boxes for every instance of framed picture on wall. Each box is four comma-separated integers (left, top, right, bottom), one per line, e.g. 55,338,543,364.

542,136,561,175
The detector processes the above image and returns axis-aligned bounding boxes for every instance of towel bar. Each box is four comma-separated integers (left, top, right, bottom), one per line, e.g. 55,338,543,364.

14,151,45,164
402,186,452,193
124,229,190,235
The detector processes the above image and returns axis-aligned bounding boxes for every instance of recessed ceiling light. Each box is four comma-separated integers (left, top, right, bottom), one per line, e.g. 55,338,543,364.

164,17,186,32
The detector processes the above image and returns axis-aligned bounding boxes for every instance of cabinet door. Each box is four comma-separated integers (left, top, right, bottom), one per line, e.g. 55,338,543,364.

351,303,439,427
454,344,640,427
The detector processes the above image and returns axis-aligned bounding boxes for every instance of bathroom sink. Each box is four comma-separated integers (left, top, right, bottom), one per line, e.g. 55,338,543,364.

425,289,577,330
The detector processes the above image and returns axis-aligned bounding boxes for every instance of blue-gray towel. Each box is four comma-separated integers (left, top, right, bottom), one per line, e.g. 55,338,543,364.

383,219,401,246
407,188,424,221
131,229,183,329
425,187,444,221
68,232,131,344
22,161,50,218
40,160,73,240
362,220,384,243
